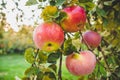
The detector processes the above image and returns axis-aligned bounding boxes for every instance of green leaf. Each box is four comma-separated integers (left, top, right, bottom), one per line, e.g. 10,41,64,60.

80,43,88,50
78,0,92,3
39,0,46,2
41,6,58,21
24,67,40,77
85,2,95,11
44,72,56,80
55,0,65,6
48,64,57,72
56,11,67,23
114,11,120,23
42,75,51,80
114,66,120,78
113,3,120,11
96,7,106,17
74,32,80,39
103,18,108,27
50,0,56,6
38,51,48,63
47,52,60,63
92,62,107,79
72,39,81,51
25,0,38,6
36,71,44,80
63,38,77,55
104,1,113,6
99,64,107,77
24,48,35,64
22,76,30,80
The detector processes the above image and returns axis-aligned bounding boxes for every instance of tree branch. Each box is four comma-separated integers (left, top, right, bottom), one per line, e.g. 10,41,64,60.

97,46,112,72
58,51,62,80
32,48,39,67
87,16,92,27
79,31,112,73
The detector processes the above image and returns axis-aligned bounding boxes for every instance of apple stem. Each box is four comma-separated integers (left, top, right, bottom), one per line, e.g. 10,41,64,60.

58,49,63,80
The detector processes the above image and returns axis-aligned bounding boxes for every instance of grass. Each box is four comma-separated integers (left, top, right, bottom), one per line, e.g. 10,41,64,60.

0,54,30,80
0,54,79,80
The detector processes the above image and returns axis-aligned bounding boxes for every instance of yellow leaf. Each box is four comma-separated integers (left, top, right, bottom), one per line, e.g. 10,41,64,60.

111,39,119,47
42,75,51,80
41,6,58,21
72,39,81,51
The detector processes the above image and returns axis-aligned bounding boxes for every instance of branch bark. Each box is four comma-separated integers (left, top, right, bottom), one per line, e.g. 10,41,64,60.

32,48,39,67
98,46,112,72
58,51,62,80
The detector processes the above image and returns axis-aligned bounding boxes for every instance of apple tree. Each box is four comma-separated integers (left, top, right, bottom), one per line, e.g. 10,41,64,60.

23,0,120,80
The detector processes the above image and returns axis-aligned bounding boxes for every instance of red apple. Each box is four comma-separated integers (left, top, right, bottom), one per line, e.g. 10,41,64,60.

60,6,86,32
83,31,101,48
66,51,96,76
33,22,64,52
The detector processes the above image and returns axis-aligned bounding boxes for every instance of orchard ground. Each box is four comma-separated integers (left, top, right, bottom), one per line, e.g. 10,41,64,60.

0,54,79,80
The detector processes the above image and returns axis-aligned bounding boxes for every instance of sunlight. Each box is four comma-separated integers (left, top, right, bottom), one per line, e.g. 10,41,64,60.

1,0,42,32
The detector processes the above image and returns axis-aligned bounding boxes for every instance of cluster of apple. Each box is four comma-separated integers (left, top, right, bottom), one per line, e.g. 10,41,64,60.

33,6,101,76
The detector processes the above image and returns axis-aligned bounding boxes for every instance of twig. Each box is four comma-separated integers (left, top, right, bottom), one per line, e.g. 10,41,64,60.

58,51,62,80
79,31,112,73
31,48,39,80
87,16,92,27
97,46,112,72
96,58,106,69
32,48,39,67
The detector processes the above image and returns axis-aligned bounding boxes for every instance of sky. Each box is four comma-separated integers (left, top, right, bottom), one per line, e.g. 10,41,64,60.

0,0,43,32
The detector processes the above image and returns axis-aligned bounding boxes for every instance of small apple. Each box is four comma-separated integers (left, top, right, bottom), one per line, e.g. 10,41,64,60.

66,51,96,76
33,22,64,52
83,31,101,48
60,6,86,32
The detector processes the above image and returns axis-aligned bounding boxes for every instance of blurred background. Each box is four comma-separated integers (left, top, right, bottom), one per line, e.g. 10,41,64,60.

0,0,43,54
0,0,41,79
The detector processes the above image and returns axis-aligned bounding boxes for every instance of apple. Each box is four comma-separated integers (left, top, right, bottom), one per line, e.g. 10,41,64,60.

60,6,86,32
66,51,96,76
83,31,101,48
33,22,64,52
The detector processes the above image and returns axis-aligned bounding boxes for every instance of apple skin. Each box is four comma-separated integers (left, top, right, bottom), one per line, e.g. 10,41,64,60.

66,51,96,76
33,22,64,52
83,31,101,48
60,6,86,32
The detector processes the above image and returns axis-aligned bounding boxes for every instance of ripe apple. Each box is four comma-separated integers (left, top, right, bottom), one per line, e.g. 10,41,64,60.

66,51,96,76
60,6,86,32
83,31,101,48
33,22,64,52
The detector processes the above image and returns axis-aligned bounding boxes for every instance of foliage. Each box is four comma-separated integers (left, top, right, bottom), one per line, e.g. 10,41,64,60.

0,54,79,80
0,25,35,54
1,0,120,80
22,0,120,80
41,6,59,21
